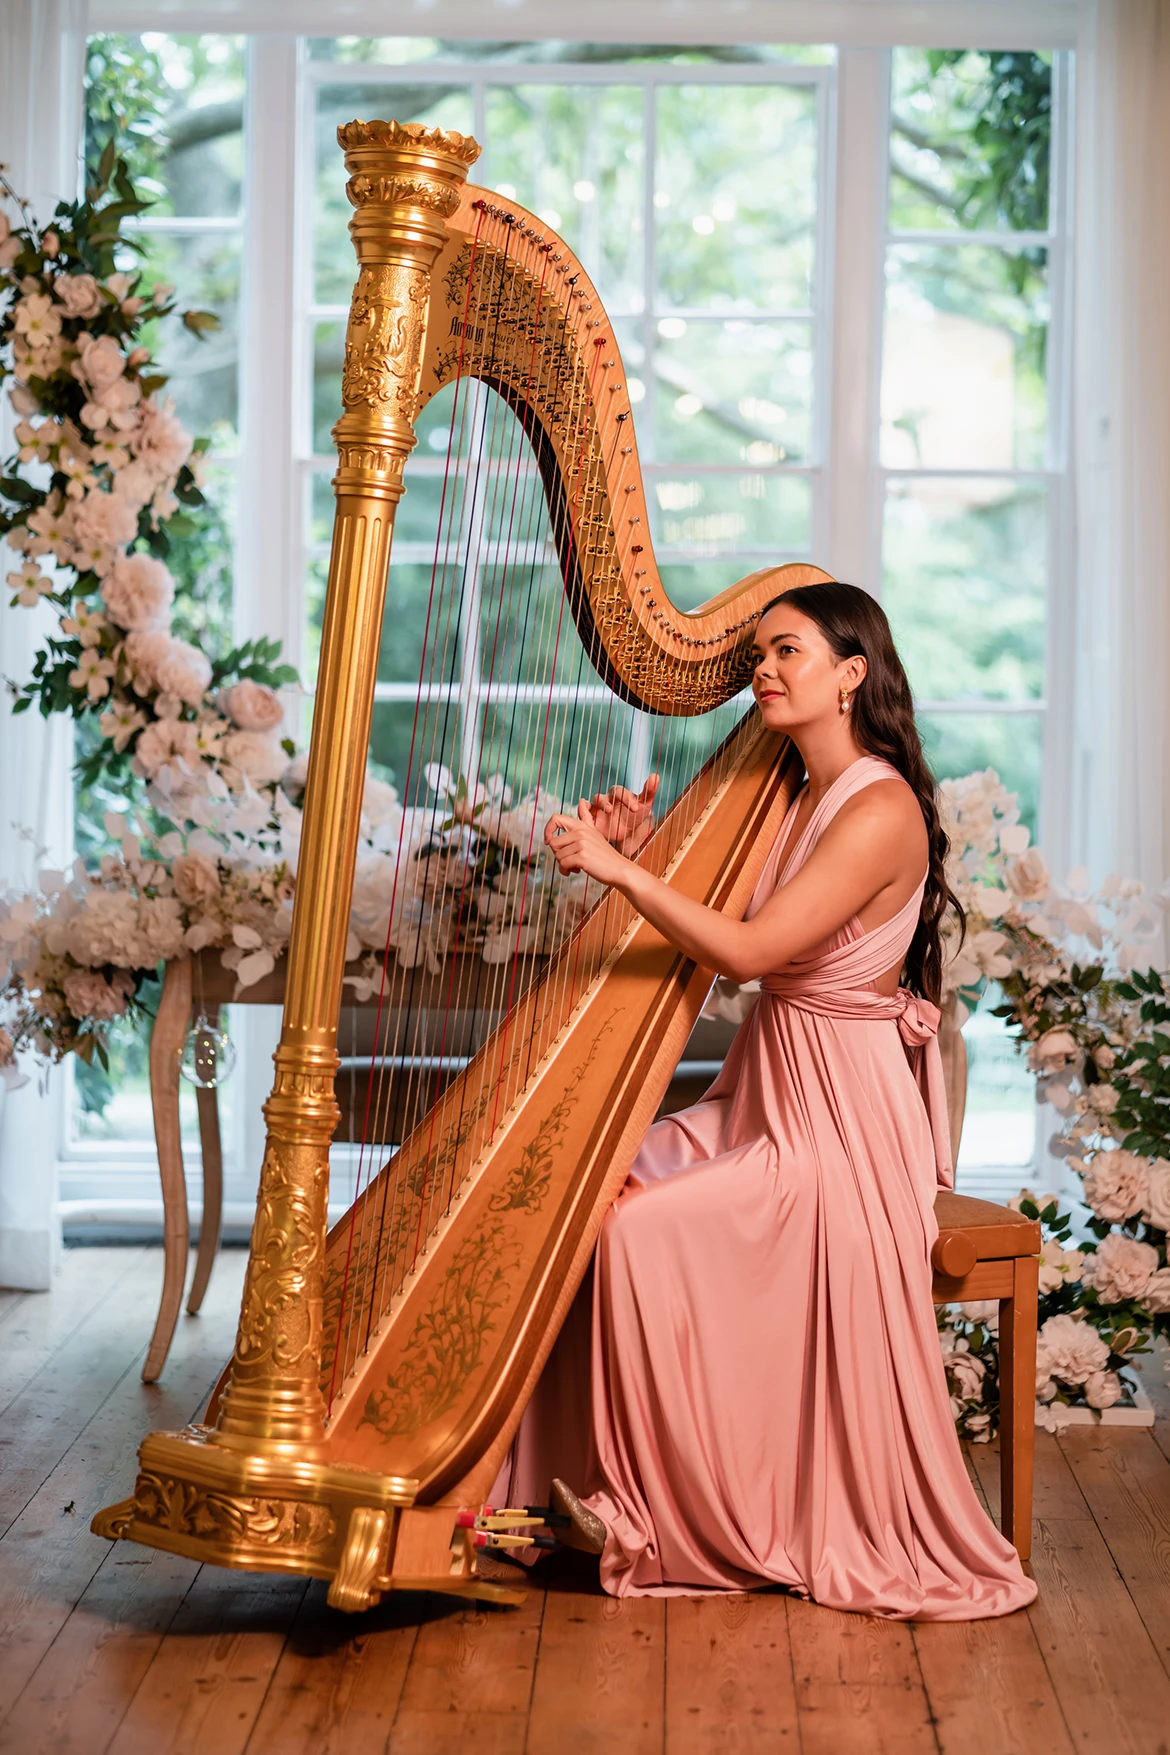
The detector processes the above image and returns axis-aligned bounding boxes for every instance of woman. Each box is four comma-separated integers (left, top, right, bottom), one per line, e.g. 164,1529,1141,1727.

520,581,1036,1621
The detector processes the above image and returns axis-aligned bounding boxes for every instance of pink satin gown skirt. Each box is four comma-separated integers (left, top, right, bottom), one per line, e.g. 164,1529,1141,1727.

502,756,1036,1620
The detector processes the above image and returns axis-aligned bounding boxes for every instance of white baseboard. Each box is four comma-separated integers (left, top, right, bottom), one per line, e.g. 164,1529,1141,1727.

0,1225,56,1291
1054,1385,1156,1427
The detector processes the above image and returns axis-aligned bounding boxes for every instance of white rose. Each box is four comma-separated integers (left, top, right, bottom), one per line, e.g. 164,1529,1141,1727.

1081,1233,1159,1305
93,374,140,429
1037,1312,1109,1385
72,332,125,391
70,486,139,551
1080,1151,1149,1223
171,851,221,908
1141,1159,1170,1231
222,729,285,787
130,395,192,480
110,458,159,511
154,638,212,708
1035,1342,1055,1395
1142,1268,1170,1312
123,627,174,693
219,679,285,732
1083,1369,1123,1410
53,272,103,319
1005,845,1050,901
1030,1027,1079,1073
101,551,174,631
362,774,400,828
940,1343,986,1402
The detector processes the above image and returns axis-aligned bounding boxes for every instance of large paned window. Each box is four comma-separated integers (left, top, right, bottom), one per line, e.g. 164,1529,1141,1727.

878,50,1069,1178
300,40,832,800
881,49,1066,833
66,29,1072,1200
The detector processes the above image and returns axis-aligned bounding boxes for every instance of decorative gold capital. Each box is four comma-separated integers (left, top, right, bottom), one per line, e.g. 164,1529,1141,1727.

337,119,480,164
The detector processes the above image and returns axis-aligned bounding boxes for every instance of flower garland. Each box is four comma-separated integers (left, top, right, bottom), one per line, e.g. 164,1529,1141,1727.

935,768,1170,1436
0,148,301,1065
0,152,593,1075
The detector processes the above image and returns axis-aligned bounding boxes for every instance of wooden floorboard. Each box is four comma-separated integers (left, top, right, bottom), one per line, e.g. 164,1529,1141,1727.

243,1581,419,1755
1056,1427,1170,1680
787,1599,938,1755
2,1246,1170,1754
0,1248,247,1753
665,1592,798,1753
1014,1436,1170,1755
0,1247,144,1420
526,1554,664,1755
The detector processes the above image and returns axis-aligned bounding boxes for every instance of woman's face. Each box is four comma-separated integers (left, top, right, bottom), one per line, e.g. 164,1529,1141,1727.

750,605,863,734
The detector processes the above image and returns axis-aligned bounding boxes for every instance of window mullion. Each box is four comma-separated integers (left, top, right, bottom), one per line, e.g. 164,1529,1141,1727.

824,46,890,588
236,34,300,664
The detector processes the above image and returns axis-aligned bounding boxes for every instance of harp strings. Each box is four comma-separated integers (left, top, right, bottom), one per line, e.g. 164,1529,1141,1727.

326,210,750,1398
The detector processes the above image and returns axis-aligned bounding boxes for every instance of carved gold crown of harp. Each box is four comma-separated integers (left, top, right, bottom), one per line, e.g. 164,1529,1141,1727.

94,121,830,1608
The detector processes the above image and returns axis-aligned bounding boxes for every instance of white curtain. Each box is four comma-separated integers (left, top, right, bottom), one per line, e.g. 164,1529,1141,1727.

1074,0,1170,907
0,0,87,1289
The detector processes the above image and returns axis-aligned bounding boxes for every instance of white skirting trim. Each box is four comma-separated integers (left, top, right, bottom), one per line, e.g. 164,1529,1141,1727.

1056,1384,1156,1428
0,1225,55,1291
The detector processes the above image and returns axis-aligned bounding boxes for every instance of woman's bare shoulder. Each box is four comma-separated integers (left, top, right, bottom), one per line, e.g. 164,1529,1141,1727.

820,776,926,856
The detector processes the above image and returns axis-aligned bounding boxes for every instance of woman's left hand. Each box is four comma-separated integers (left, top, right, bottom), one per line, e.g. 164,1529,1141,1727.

544,800,631,886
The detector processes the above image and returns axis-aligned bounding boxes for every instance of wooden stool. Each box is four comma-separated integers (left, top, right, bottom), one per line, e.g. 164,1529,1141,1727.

931,1190,1041,1560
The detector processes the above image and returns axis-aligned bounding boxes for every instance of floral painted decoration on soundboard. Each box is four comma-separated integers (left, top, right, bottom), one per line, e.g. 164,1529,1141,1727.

934,768,1170,1438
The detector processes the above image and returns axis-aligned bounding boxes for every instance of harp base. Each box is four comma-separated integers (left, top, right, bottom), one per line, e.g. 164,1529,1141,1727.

89,1426,525,1611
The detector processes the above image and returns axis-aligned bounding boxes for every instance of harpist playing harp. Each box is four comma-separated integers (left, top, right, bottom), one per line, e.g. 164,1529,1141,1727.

93,121,1033,1620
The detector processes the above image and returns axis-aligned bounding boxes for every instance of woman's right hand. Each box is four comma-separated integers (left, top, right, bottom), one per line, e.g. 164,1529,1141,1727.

588,773,659,856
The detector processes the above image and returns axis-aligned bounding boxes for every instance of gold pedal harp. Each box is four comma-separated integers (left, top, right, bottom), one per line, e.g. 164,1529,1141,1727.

94,121,829,1609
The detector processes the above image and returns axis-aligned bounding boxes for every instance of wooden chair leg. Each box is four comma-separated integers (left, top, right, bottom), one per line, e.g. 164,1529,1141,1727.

997,1252,1038,1561
186,1001,224,1316
143,956,193,1383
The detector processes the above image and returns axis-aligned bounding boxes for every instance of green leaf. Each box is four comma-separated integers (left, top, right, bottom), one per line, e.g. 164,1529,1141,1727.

97,136,117,189
181,309,221,338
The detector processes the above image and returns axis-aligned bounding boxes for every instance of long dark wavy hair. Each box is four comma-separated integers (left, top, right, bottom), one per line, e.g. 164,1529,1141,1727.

759,581,962,1004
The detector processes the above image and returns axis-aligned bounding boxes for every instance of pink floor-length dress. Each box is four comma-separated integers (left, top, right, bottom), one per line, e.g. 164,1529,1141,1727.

502,754,1036,1620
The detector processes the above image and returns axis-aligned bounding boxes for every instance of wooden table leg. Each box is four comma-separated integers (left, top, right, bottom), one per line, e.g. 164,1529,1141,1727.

186,1003,223,1316
998,1252,1038,1561
142,956,192,1383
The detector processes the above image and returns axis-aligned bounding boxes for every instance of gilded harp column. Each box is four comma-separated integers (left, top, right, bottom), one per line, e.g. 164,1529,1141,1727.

215,122,482,1449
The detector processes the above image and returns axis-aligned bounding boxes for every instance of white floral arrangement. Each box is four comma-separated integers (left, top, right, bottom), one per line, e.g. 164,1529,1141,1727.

934,768,1170,1437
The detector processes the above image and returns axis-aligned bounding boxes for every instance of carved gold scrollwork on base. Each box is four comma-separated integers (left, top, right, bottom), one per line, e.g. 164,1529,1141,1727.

327,1506,391,1612
90,1497,135,1542
133,1471,337,1555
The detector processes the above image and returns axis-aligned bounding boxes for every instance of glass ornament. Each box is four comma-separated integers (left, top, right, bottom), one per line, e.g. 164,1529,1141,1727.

179,1014,237,1089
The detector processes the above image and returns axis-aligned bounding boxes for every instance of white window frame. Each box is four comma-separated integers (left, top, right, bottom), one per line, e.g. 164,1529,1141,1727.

291,52,834,789
66,4,1079,1218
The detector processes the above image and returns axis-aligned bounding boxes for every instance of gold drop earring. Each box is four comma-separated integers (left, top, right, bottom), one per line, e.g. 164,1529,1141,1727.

839,686,851,713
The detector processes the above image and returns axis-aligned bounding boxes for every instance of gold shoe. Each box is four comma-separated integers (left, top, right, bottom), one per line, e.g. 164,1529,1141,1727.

550,1478,606,1555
